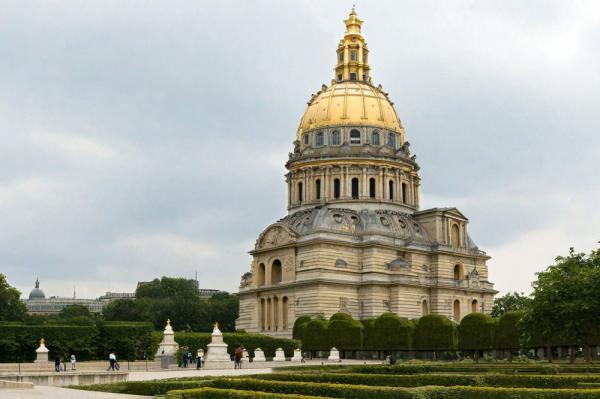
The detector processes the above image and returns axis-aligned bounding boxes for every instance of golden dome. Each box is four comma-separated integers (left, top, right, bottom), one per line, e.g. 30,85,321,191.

296,8,405,141
296,81,404,140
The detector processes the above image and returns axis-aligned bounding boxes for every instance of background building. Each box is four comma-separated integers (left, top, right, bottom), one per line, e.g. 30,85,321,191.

237,9,497,337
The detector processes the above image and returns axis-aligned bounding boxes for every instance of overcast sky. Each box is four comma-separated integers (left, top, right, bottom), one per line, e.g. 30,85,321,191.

1,1,599,299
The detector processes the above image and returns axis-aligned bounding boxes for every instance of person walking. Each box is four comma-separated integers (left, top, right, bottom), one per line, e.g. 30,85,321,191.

107,352,116,371
234,346,242,369
70,353,76,370
54,356,61,372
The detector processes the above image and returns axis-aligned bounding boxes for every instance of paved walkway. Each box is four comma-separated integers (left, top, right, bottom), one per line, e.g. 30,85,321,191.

1,368,273,398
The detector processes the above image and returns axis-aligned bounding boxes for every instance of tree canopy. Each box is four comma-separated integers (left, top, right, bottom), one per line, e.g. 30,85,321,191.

491,291,531,317
0,274,27,321
522,247,600,352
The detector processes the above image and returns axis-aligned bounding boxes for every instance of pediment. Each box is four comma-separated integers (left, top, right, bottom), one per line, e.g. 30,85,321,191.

256,223,297,250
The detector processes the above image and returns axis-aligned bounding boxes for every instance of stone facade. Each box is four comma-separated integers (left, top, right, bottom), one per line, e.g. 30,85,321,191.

236,9,497,338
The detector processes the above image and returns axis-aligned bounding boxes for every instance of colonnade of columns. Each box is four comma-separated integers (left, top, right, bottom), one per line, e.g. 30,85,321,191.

259,296,289,332
287,164,420,209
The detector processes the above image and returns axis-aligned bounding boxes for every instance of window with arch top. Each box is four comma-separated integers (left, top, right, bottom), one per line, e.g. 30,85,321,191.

297,182,303,203
350,129,361,144
372,130,380,145
303,134,309,145
334,178,341,199
369,178,376,198
451,224,460,247
389,180,394,200
271,259,282,285
387,132,397,148
401,183,408,203
454,264,463,280
315,179,321,200
453,299,461,321
315,131,324,146
351,177,359,199
471,299,478,313
331,130,341,145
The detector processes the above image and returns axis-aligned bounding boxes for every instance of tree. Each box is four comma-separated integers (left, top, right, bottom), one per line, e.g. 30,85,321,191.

413,315,458,360
367,312,413,352
522,247,600,362
494,311,524,361
458,313,495,361
292,316,312,342
491,292,531,317
0,274,27,321
328,313,363,354
59,304,93,323
135,277,200,299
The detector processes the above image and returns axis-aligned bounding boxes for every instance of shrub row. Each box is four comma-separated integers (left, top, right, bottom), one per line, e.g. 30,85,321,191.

0,321,156,361
295,311,525,353
175,332,299,359
255,372,600,389
348,363,600,375
75,379,213,396
204,378,600,399
166,387,330,399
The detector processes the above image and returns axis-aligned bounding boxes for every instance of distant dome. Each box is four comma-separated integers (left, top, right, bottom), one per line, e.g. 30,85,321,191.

29,279,45,300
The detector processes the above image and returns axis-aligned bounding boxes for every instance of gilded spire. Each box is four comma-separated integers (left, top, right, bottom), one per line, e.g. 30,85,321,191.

335,8,371,83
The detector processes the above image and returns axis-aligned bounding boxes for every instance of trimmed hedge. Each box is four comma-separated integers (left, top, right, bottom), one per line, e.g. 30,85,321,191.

328,313,363,351
175,332,299,359
413,315,458,351
302,320,330,351
458,313,495,351
256,372,600,389
166,387,331,399
292,316,311,342
75,380,213,396
208,378,600,399
347,363,600,375
0,322,98,361
97,321,155,360
495,311,524,350
367,313,413,351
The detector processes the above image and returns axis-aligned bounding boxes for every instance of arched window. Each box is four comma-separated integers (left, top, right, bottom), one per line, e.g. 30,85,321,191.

303,134,309,145
315,179,321,200
369,178,376,198
334,178,341,199
454,264,463,281
372,131,380,145
297,182,303,203
351,51,356,61
331,130,341,145
401,183,408,203
351,177,359,199
387,133,397,148
389,180,394,200
282,297,289,330
273,296,279,331
315,131,324,146
422,300,429,316
260,298,265,331
471,300,478,313
271,260,282,285
338,52,343,62
350,129,361,144
257,263,266,287
451,224,460,247
453,300,461,321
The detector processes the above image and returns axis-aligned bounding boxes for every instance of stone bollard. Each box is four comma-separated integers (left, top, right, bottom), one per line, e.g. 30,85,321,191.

273,348,286,361
35,338,50,363
291,348,303,362
253,348,266,362
328,347,340,361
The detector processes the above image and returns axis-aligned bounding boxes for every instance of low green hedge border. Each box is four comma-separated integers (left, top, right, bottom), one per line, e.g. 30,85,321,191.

184,378,600,399
74,379,213,396
166,387,331,399
255,372,600,389
348,364,600,375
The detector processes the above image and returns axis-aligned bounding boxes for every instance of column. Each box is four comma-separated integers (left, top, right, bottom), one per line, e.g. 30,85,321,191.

361,167,367,199
306,168,312,202
378,167,384,199
323,168,329,202
395,170,400,203
383,168,388,200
